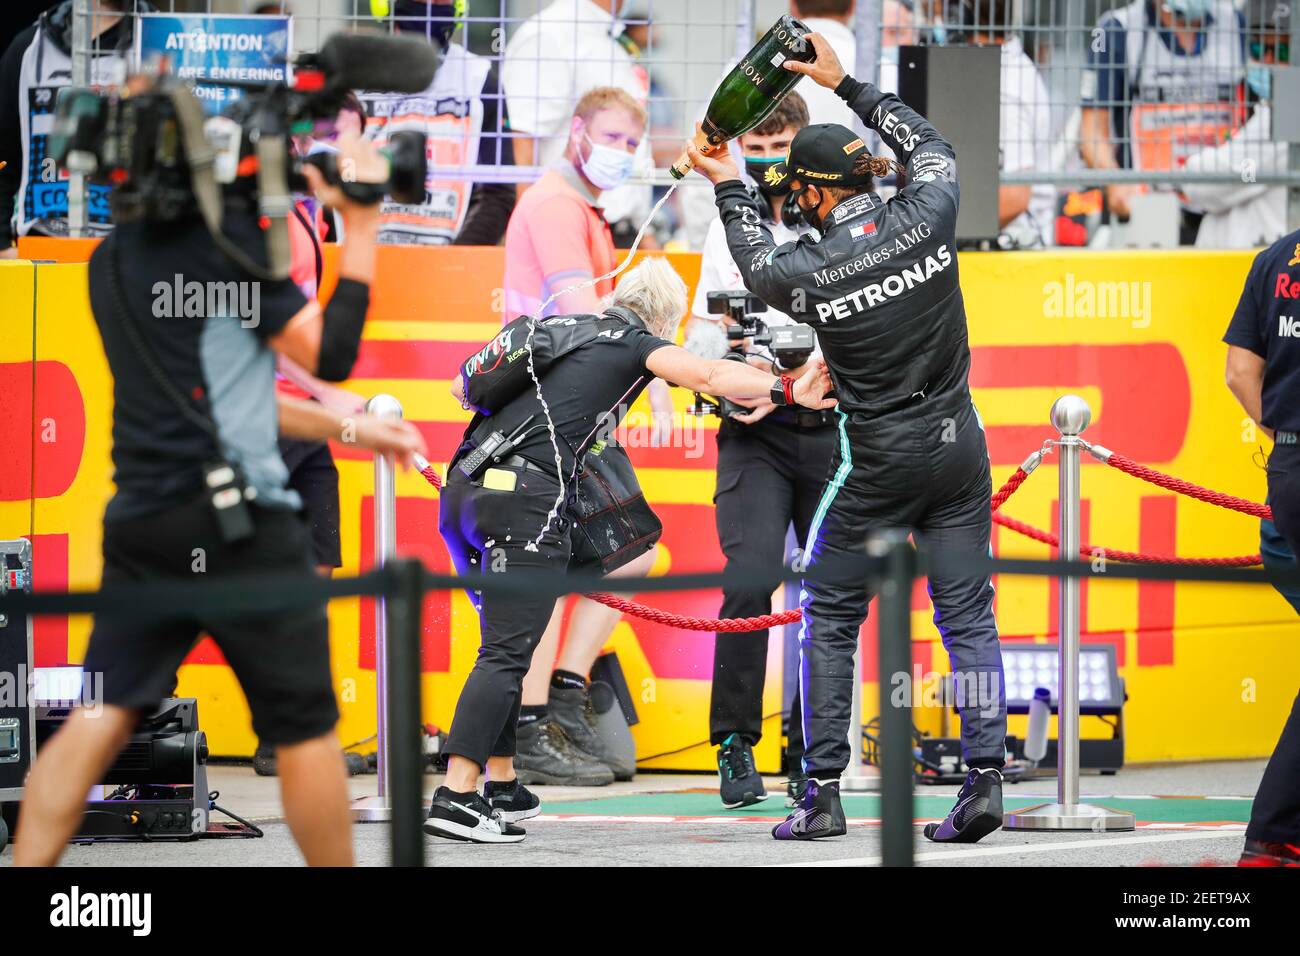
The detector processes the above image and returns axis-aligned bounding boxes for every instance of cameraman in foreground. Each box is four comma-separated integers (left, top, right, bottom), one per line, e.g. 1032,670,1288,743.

688,34,1007,844
688,91,835,810
13,119,417,866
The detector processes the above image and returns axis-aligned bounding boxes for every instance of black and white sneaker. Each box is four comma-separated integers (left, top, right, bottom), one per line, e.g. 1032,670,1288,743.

772,777,846,840
423,786,526,844
485,779,541,823
923,767,1003,843
717,734,767,809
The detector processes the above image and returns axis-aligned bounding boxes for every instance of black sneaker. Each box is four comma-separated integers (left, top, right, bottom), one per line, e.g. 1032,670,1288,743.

548,684,633,780
514,717,615,787
485,779,541,823
423,786,525,844
786,771,807,808
772,778,846,840
717,734,768,809
923,767,1003,843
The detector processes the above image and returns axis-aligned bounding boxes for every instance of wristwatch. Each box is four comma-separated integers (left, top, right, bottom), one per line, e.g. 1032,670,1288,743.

771,375,795,407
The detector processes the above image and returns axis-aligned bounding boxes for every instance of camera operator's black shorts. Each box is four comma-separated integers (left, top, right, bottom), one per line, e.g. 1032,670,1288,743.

278,437,342,568
82,496,339,747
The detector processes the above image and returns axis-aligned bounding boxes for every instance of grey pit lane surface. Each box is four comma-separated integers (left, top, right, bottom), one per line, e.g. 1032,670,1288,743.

1,819,1244,868
1,760,1259,867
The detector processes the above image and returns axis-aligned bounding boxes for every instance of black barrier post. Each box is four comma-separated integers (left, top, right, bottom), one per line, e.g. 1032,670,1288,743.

386,558,425,867
869,530,915,867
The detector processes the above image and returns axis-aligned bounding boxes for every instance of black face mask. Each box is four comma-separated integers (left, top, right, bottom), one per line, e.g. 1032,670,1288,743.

797,188,824,233
393,0,456,48
745,157,791,197
780,198,803,229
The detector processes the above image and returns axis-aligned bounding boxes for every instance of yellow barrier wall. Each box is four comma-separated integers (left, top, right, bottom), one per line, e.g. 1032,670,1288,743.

4,241,1297,771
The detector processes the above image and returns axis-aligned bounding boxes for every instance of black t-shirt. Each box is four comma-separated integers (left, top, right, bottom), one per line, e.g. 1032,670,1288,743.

1224,229,1300,433
477,321,673,476
88,202,308,522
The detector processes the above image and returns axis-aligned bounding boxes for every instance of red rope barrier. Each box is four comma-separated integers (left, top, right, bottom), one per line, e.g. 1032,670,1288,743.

991,466,1029,513
585,593,801,631
410,443,1269,631
1103,451,1272,520
991,512,1262,567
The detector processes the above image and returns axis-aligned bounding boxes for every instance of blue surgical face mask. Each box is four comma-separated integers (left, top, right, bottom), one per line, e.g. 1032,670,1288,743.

581,134,636,191
1248,63,1272,100
930,19,948,45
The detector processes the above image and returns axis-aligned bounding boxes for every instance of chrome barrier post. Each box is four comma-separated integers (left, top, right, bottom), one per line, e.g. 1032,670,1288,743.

869,529,915,866
1003,396,1134,832
352,394,403,823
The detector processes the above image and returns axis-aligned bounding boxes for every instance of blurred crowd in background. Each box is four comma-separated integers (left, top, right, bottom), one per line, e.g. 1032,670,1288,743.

1,0,1295,261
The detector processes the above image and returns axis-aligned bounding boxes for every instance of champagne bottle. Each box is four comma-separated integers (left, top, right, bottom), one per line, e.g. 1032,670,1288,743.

671,15,817,180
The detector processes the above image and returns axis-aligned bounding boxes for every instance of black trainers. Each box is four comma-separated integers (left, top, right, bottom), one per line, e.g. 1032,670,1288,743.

548,684,633,780
514,717,615,787
772,778,846,840
786,771,807,808
923,767,1004,843
1239,839,1300,867
423,786,525,844
717,733,768,809
485,779,542,823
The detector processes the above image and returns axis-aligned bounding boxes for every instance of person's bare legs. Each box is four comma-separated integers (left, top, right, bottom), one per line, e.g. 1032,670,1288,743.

521,598,567,706
554,546,659,676
276,731,354,866
444,754,482,792
13,705,138,866
485,755,515,784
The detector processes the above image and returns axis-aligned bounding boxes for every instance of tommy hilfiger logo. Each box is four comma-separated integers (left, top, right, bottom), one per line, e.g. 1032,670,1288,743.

849,222,877,241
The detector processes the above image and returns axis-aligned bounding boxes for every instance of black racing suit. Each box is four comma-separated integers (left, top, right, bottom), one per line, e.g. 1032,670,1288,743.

715,76,1006,779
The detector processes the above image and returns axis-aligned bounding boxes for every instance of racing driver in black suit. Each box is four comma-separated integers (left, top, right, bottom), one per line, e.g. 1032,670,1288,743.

687,33,1007,844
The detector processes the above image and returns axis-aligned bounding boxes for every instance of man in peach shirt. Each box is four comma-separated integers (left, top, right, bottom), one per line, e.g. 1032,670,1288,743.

501,86,672,786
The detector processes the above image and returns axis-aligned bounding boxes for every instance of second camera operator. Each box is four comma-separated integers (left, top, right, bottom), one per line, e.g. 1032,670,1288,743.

687,92,835,811
14,63,425,864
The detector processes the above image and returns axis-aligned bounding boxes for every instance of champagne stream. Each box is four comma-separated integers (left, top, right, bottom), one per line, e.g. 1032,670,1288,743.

524,179,682,552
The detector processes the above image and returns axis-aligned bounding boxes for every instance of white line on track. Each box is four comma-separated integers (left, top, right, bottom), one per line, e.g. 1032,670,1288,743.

769,830,1244,867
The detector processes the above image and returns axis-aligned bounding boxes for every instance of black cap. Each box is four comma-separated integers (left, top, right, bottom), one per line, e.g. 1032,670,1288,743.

767,123,874,196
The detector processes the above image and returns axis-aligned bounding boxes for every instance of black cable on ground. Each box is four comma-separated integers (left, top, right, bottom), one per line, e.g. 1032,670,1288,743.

207,790,263,838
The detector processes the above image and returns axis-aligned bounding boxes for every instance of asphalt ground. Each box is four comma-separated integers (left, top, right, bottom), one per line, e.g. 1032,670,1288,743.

0,759,1263,867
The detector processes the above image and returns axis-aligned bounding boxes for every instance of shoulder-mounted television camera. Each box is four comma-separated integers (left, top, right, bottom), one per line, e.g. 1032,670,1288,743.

46,32,437,280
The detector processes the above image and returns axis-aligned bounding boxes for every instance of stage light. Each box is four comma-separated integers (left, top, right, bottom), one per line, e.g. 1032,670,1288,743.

1002,643,1123,714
